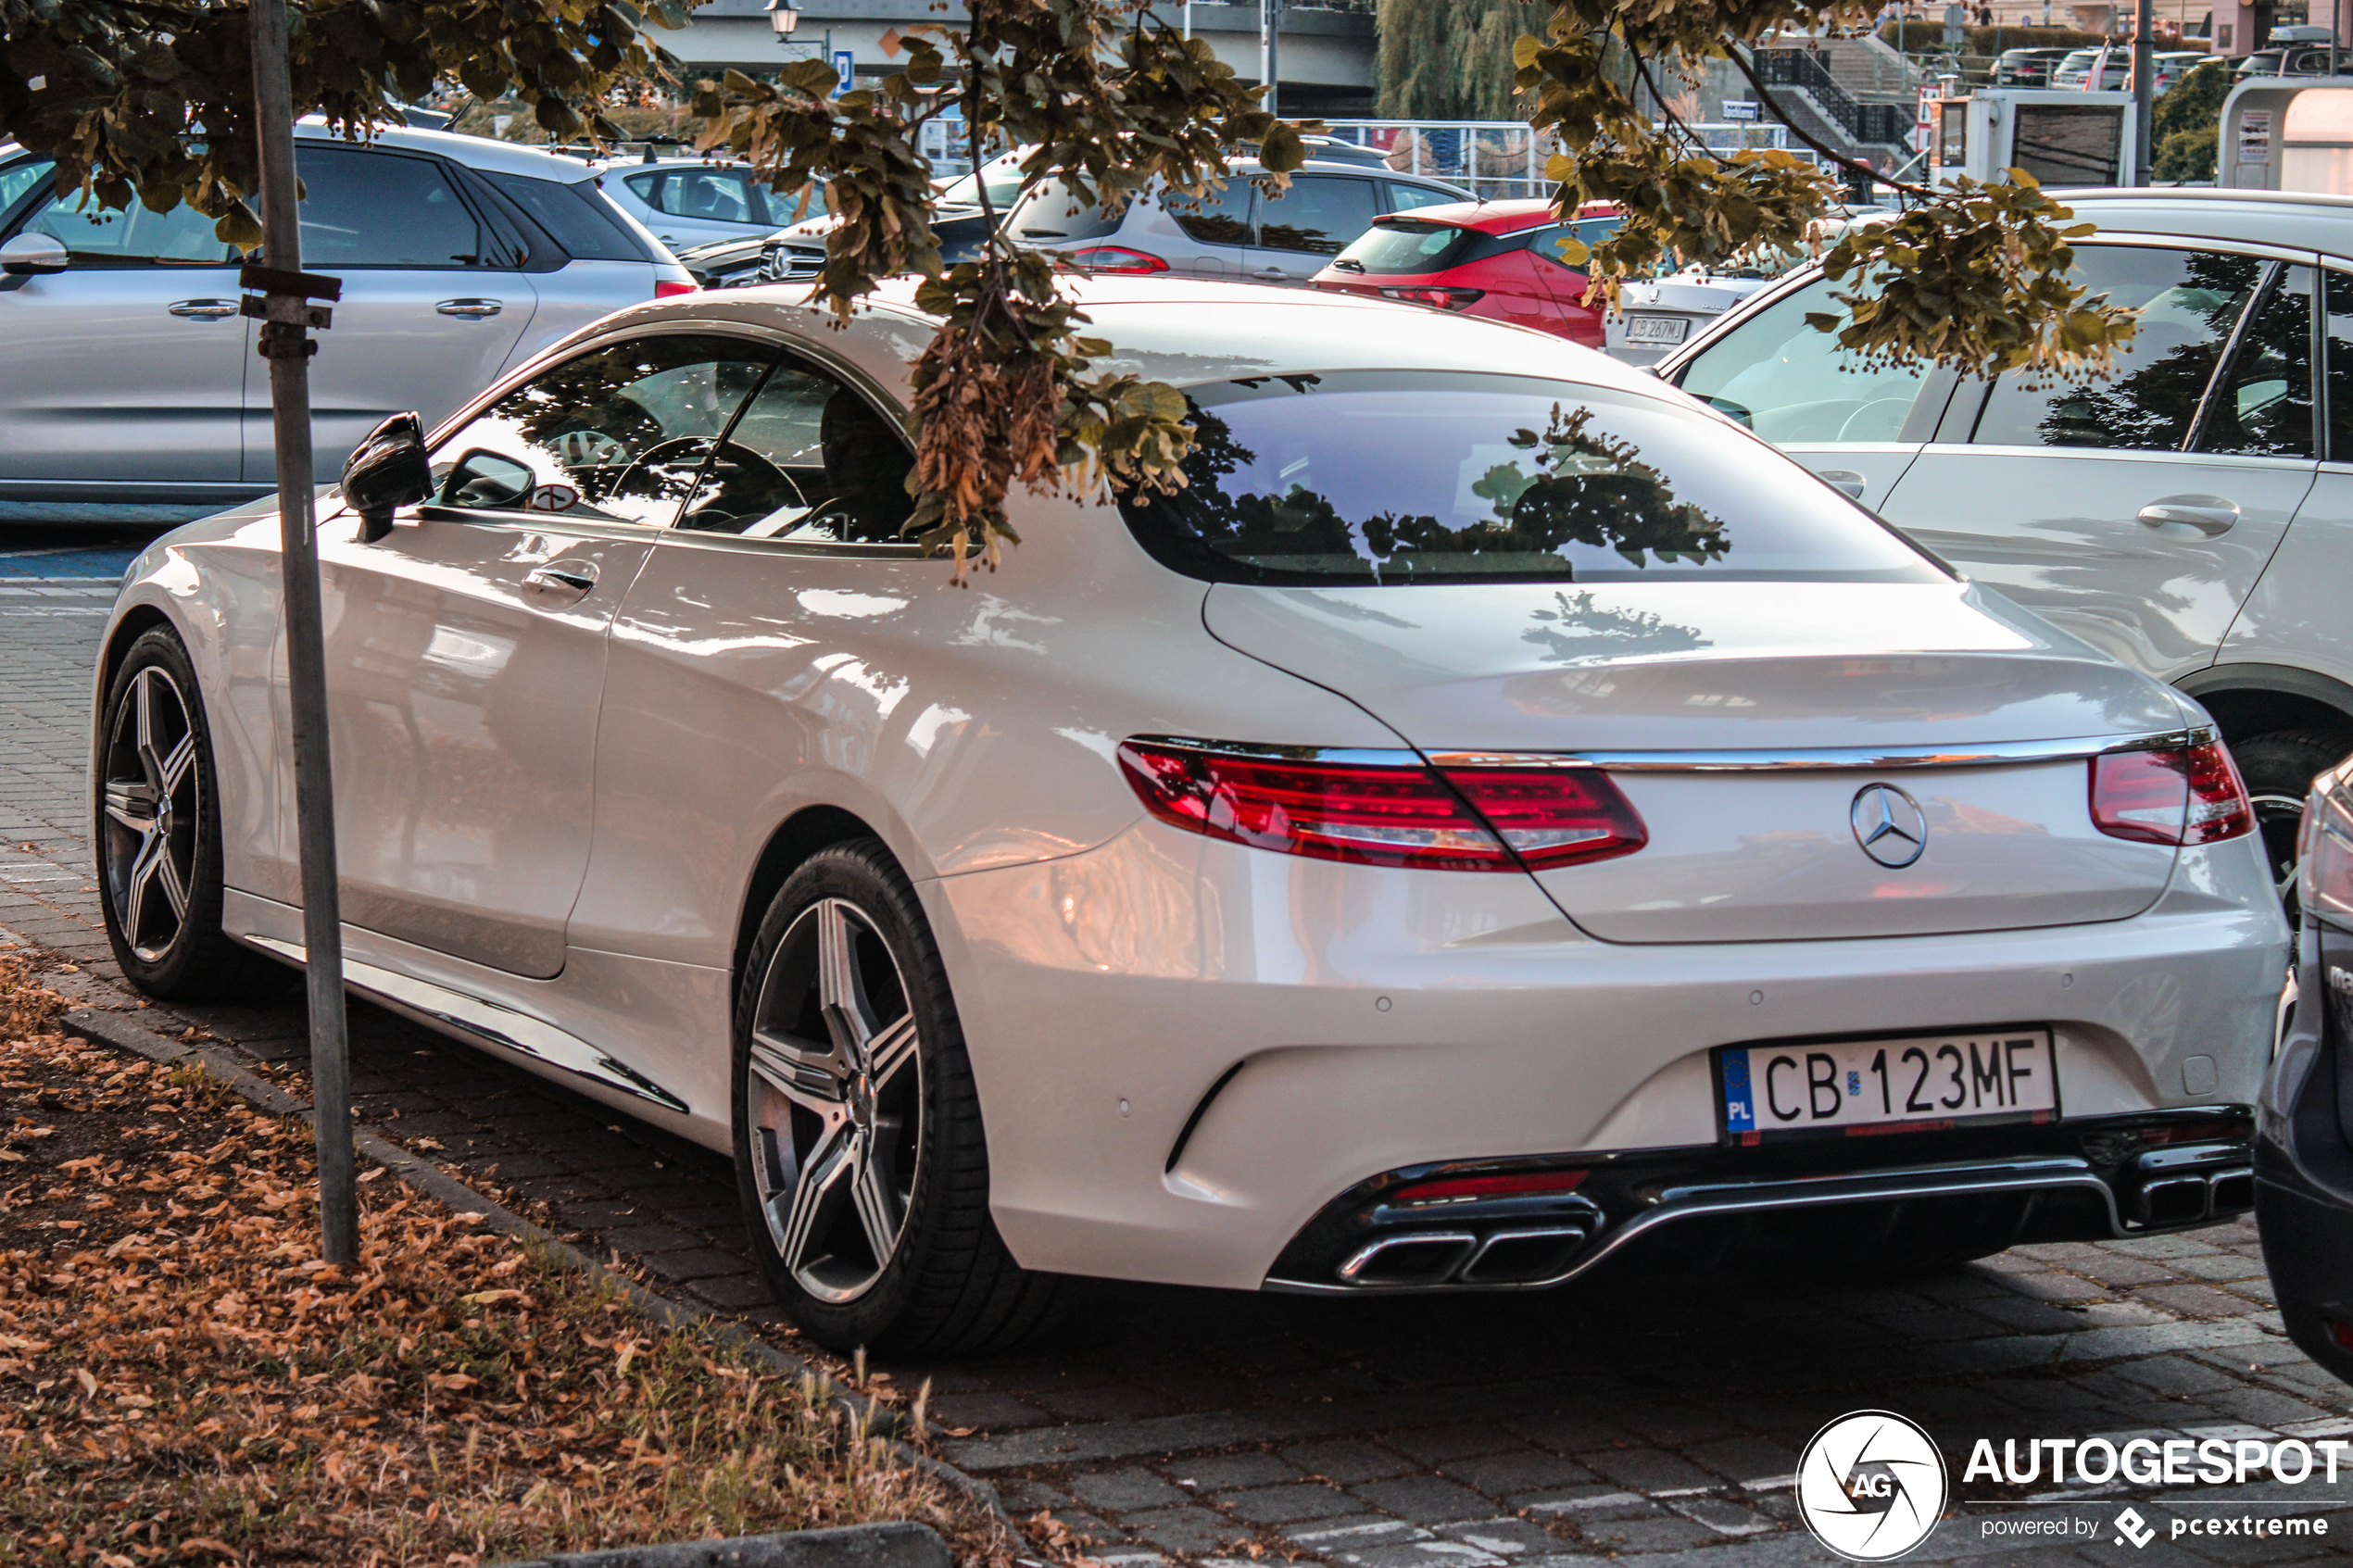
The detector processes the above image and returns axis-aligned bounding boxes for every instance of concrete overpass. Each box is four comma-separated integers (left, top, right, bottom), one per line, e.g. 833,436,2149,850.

665,0,1377,115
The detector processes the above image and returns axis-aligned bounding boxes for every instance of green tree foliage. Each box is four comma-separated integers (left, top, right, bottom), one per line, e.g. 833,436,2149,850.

1,0,2139,579
1378,0,1550,119
2153,58,2231,182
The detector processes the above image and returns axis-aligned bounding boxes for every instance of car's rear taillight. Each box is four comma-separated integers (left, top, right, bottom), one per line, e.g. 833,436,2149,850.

655,280,698,298
1062,245,1169,276
1115,740,1645,872
1379,285,1484,310
2300,762,2353,921
2090,740,2253,847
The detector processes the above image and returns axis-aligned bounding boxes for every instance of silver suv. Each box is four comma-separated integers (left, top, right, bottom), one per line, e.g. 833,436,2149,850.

1004,157,1472,285
0,124,691,506
1661,188,2353,900
597,154,824,251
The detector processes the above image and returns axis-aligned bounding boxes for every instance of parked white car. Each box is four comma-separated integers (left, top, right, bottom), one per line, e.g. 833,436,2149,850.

99,279,2285,1355
0,123,691,507
1661,188,2353,904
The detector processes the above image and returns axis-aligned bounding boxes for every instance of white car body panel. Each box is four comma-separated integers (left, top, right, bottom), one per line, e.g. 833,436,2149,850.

100,277,2290,1292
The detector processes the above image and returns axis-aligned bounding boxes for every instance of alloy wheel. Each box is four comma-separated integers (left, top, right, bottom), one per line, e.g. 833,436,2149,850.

746,897,924,1304
2251,791,2307,921
100,665,199,963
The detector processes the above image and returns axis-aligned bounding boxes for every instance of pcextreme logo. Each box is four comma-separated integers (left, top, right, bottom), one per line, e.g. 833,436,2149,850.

1795,1411,1951,1561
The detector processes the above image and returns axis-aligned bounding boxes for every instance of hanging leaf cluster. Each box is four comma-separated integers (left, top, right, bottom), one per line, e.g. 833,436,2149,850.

693,0,1302,576
1516,1,2136,378
0,0,686,248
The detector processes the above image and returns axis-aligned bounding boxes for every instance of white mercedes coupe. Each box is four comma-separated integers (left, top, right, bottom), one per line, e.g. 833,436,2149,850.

94,278,2290,1355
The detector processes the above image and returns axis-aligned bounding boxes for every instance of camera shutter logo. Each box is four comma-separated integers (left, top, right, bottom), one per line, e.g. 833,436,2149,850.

1795,1410,1948,1561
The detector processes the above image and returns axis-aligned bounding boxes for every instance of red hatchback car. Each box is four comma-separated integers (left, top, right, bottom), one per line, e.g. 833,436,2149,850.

1308,197,1623,347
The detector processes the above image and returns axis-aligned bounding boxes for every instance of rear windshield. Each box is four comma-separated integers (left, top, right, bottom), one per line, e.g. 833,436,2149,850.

1005,178,1124,241
1117,372,1944,586
1333,219,1484,275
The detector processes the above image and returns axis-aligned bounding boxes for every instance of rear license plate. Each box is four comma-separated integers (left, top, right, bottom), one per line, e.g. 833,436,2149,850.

1622,315,1690,344
1719,1030,2057,1140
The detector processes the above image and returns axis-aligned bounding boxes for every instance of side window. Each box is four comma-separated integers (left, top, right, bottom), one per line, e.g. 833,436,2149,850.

432,335,775,527
482,172,649,262
22,189,233,267
1674,277,1931,444
2196,263,2314,459
1381,182,1458,214
296,146,491,269
0,159,54,219
674,362,915,545
2323,269,2353,463
1168,181,1256,247
1970,247,2262,451
1258,175,1378,256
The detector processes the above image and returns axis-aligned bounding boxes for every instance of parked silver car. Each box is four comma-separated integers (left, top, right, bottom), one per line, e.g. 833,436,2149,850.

0,123,691,506
1004,157,1472,284
597,154,826,252
1660,188,2353,899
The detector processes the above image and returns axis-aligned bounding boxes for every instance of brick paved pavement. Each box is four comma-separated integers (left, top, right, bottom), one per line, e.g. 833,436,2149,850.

5,521,2350,1567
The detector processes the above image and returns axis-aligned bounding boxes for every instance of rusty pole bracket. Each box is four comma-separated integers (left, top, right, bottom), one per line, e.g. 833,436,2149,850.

238,264,339,358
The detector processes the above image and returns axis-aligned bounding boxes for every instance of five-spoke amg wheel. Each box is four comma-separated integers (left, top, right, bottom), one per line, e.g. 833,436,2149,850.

96,628,281,999
734,839,1073,1356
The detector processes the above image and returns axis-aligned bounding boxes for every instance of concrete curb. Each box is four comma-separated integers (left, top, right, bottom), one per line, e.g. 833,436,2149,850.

47,986,1016,1536
490,1520,952,1568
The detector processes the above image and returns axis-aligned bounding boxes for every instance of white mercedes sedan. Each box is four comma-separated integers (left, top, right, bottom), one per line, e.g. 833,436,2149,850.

94,279,2290,1356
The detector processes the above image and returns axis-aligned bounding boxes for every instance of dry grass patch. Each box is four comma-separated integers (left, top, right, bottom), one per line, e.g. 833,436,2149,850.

0,958,1002,1567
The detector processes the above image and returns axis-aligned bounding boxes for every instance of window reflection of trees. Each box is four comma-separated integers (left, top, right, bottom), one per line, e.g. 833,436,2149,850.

463,341,770,513
2031,253,2259,450
1165,398,1731,582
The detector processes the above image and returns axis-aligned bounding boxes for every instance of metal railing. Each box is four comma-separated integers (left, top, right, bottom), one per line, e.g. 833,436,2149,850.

1749,49,1913,147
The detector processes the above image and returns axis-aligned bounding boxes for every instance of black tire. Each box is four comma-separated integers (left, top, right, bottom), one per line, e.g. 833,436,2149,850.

94,627,286,1001
2230,729,2353,919
732,838,1076,1357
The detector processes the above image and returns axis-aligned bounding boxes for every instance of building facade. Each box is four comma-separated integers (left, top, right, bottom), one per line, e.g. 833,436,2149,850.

668,1,1378,115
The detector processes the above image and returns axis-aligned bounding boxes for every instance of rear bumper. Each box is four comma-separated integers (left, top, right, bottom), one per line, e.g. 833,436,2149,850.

1271,1125,2254,1293
925,822,2286,1292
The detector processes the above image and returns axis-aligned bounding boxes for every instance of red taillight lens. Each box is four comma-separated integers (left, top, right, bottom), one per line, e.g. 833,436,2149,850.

1115,741,1645,872
655,280,698,298
1390,1170,1587,1204
1062,245,1169,276
2090,741,2252,847
1378,285,1484,310
2332,1318,2353,1351
1439,766,1648,869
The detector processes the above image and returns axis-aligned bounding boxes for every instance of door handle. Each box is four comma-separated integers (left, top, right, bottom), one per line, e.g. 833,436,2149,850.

168,298,238,320
522,564,598,599
1249,268,1291,282
435,297,503,319
2136,497,2239,536
1813,468,1869,499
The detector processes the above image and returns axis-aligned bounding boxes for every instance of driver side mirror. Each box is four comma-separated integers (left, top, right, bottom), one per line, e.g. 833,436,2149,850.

0,232,68,292
341,412,433,542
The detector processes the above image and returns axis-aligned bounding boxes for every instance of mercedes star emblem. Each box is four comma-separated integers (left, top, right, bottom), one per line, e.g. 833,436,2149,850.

1850,783,1928,869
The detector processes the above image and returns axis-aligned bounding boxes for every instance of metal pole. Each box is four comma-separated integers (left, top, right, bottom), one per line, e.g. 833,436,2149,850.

1261,0,1281,119
248,0,358,1267
2133,0,2154,182
1184,0,1192,40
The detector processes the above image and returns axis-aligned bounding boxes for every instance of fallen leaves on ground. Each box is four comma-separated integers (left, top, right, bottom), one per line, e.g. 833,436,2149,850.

0,957,1002,1567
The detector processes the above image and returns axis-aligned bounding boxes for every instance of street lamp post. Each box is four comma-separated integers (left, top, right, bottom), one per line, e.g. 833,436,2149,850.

767,0,799,37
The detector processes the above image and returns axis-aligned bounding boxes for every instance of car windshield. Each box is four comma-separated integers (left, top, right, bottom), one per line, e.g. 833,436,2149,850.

1116,371,1943,586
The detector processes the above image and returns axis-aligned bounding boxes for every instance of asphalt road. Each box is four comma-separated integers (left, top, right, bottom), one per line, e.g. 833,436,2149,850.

4,518,2348,1568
